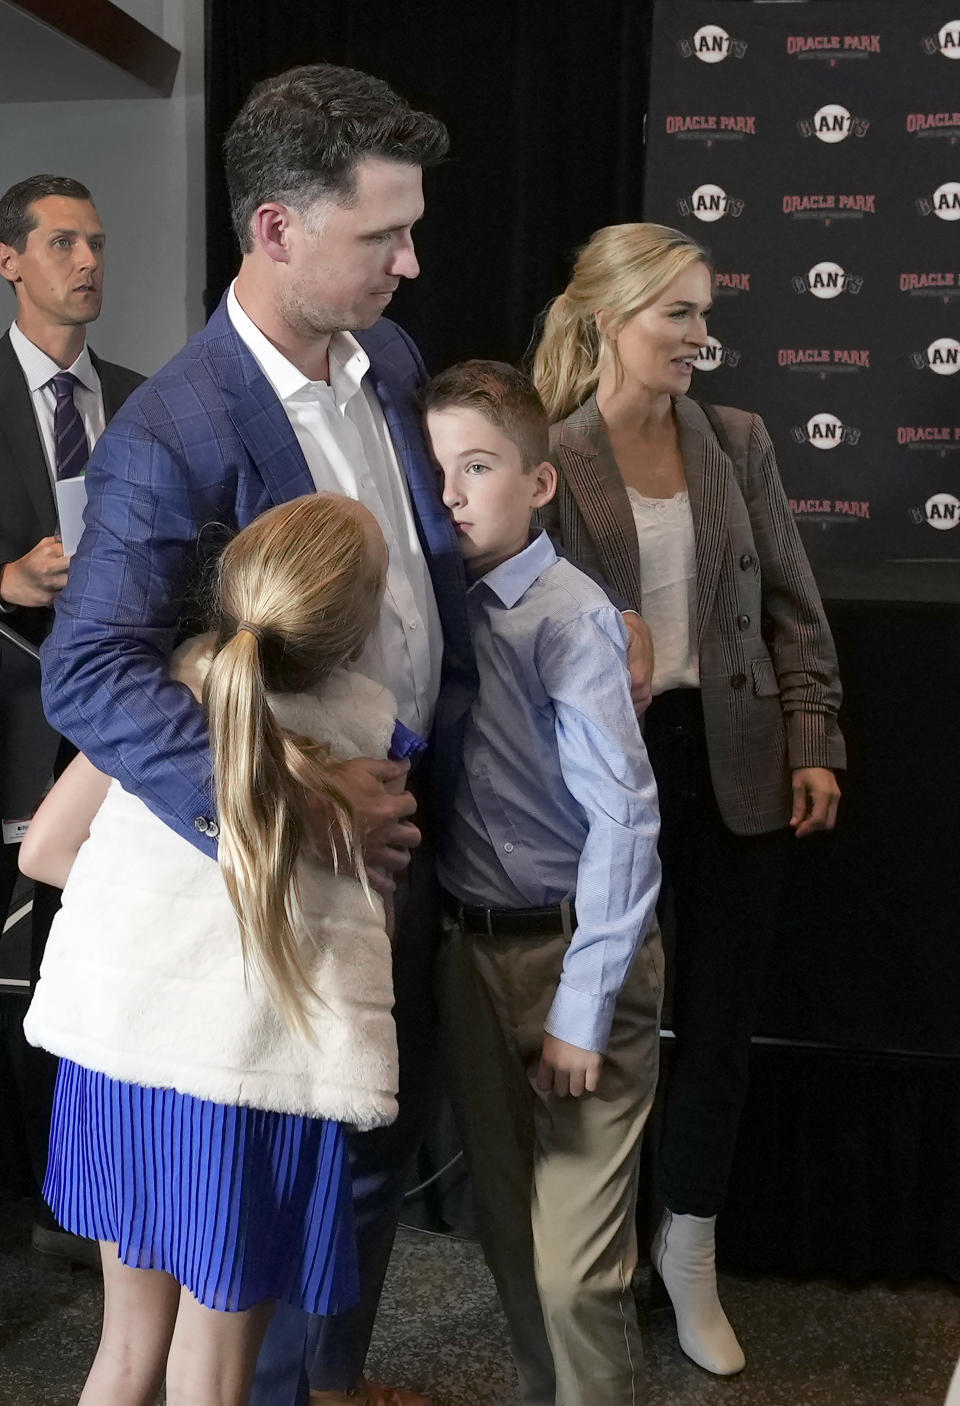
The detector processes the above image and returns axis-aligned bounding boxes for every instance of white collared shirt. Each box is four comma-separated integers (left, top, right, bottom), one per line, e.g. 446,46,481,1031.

8,319,104,492
226,282,442,734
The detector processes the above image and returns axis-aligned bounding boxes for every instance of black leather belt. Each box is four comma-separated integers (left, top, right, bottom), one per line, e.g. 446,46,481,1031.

442,893,576,939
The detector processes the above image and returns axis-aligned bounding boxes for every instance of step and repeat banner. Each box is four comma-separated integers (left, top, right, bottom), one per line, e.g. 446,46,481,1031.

644,1,960,592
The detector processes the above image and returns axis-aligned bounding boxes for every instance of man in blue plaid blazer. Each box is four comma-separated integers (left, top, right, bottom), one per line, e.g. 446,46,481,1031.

42,65,476,1406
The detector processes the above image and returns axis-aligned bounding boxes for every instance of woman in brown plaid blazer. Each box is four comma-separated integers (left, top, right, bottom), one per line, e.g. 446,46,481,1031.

533,224,845,1377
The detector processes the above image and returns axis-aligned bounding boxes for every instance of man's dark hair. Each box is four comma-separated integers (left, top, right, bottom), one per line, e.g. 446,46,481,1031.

422,360,550,470
223,63,449,253
0,174,93,252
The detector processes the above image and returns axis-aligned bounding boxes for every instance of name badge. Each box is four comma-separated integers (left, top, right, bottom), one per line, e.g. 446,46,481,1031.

2,817,32,845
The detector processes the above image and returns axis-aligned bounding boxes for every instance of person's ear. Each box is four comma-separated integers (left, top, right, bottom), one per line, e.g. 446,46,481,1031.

530,460,558,508
250,203,296,265
0,242,22,286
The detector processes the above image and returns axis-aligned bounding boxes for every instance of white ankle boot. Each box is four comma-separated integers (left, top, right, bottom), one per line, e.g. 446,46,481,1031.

651,1209,746,1375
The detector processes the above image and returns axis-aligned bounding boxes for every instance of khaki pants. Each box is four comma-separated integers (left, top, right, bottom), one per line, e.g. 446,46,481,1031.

437,915,664,1406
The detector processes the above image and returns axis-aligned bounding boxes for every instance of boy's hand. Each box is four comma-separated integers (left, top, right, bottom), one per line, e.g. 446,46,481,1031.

534,1034,603,1098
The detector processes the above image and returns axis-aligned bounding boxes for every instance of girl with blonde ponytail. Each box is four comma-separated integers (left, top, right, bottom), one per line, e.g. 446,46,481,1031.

22,493,405,1404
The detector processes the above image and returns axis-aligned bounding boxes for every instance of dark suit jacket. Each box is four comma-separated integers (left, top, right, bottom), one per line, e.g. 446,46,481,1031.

544,393,845,836
0,330,143,816
43,300,476,857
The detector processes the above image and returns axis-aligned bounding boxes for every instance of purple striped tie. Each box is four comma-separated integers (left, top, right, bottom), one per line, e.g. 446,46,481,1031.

51,372,89,480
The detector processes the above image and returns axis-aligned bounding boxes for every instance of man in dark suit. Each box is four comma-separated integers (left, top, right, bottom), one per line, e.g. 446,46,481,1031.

0,174,143,914
0,173,143,1263
43,70,472,1406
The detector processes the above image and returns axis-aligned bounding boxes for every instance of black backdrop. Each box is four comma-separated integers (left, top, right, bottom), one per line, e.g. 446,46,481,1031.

204,0,655,370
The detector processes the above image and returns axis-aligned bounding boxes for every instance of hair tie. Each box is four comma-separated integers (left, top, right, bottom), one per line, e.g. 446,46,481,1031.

236,621,263,643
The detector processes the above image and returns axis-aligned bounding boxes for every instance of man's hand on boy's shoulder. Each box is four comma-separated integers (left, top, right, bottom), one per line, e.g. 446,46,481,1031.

622,613,655,716
532,1034,604,1098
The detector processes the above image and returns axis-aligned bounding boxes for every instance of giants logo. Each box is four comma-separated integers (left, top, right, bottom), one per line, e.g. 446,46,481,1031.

693,337,741,372
677,25,747,63
677,184,745,222
791,414,861,449
786,33,880,60
916,183,960,220
797,105,869,142
921,20,960,58
910,493,960,530
792,262,863,299
910,338,960,374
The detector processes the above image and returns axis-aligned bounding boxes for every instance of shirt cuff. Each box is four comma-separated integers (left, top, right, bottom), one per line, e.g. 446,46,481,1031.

544,980,616,1054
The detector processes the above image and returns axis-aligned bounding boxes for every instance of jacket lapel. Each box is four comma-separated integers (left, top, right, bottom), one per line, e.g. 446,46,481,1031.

204,302,314,507
0,331,56,533
675,395,730,646
556,394,644,609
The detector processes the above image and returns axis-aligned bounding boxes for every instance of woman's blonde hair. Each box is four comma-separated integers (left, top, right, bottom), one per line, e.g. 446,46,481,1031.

203,493,387,1037
532,223,712,421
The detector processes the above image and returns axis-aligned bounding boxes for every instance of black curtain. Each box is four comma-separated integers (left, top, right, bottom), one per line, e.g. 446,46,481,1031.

204,0,653,371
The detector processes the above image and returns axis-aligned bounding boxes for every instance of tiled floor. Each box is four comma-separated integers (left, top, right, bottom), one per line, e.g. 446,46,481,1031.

1,1201,957,1405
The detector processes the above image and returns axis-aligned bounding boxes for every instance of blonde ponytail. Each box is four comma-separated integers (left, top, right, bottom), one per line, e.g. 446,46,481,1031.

532,224,713,422
532,292,603,423
203,494,386,1038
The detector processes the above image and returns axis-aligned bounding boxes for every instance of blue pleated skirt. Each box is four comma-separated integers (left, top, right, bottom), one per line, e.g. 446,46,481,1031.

44,1059,359,1315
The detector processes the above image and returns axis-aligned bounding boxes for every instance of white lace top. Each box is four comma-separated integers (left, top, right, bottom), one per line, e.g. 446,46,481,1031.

626,487,700,695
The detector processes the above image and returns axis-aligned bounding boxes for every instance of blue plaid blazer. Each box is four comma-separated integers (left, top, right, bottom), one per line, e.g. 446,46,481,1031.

42,299,476,855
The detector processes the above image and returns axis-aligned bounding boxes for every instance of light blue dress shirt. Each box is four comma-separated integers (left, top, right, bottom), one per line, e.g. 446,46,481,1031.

437,532,661,1052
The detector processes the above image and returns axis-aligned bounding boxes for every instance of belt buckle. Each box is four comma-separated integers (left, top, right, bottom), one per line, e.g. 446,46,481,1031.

485,907,495,939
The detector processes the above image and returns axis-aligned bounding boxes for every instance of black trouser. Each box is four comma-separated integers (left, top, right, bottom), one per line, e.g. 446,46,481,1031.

644,689,789,1219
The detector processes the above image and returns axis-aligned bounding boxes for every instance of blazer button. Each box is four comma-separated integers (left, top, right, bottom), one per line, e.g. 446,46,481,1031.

194,816,209,834
207,821,220,839
737,613,751,631
731,672,747,690
740,553,753,570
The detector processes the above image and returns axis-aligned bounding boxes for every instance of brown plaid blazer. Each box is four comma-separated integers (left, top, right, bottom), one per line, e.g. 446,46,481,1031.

543,394,845,836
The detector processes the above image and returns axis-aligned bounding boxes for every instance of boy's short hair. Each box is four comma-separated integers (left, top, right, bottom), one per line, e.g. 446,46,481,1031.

422,360,550,470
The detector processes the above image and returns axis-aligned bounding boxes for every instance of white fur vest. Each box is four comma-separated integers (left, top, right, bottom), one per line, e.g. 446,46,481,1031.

24,638,399,1130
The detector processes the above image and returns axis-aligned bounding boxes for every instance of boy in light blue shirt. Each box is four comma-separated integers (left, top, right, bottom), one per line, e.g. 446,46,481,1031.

424,361,662,1406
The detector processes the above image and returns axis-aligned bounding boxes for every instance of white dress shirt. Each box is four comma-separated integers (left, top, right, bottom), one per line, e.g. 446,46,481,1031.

8,319,104,490
226,282,442,735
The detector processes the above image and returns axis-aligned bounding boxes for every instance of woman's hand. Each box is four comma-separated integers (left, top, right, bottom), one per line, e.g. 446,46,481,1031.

622,612,655,716
790,767,841,838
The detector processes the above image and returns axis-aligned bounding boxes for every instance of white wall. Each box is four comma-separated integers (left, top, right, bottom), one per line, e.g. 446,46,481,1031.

0,0,206,376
